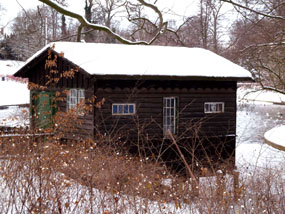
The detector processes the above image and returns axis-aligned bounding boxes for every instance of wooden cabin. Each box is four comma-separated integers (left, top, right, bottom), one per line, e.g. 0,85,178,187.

14,42,252,172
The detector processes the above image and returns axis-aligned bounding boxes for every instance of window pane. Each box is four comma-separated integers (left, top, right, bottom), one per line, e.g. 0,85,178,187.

79,89,84,97
171,98,175,107
129,105,134,113
168,108,172,116
70,89,76,97
205,104,209,112
167,117,171,126
167,99,171,107
124,105,128,113
171,126,175,134
113,105,117,114
71,97,76,104
118,105,123,113
218,104,222,111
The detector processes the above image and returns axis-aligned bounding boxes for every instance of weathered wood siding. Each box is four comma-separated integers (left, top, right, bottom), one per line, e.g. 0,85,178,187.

94,79,237,141
26,52,95,139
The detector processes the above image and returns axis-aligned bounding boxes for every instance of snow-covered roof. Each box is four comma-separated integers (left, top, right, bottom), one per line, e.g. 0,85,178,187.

0,60,24,76
16,42,252,80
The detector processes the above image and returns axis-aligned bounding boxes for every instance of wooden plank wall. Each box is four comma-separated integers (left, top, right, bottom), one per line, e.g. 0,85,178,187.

94,79,237,142
27,54,95,140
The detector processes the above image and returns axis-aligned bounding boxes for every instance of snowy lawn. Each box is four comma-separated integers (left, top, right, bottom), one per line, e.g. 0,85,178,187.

0,60,29,127
236,86,285,170
0,60,24,76
0,80,29,106
0,106,29,127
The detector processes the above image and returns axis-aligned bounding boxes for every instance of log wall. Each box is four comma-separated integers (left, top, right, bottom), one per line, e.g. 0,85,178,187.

94,79,237,141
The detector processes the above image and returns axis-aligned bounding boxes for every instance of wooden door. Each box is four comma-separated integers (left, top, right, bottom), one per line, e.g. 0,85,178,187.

31,91,56,129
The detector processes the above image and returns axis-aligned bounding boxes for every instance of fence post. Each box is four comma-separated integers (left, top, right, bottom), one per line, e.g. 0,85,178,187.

216,170,225,201
233,169,240,201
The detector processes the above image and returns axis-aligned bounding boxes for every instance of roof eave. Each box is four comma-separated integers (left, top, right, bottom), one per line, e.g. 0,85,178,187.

14,47,92,79
14,47,50,78
92,74,254,82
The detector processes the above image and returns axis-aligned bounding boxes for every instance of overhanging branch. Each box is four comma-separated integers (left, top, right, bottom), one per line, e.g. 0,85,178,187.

221,0,285,20
39,0,165,45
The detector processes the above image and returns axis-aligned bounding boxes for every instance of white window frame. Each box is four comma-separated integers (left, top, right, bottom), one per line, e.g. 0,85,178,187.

112,103,136,115
163,97,177,136
204,102,224,114
67,89,85,115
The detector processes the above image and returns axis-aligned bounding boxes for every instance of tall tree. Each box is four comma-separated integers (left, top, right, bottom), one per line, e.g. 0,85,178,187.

225,0,285,94
3,1,76,60
177,0,225,54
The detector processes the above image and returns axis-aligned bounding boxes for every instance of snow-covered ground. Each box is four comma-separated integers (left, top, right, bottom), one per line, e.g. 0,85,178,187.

236,85,285,170
0,106,29,127
0,60,24,76
0,81,29,106
0,60,29,106
0,60,29,127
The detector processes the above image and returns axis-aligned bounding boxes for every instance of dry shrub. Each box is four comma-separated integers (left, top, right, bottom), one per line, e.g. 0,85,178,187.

0,129,285,213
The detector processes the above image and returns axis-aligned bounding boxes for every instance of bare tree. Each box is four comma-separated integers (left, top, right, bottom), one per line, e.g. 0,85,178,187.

224,0,285,94
1,1,77,60
177,0,225,53
39,0,171,45
81,0,125,43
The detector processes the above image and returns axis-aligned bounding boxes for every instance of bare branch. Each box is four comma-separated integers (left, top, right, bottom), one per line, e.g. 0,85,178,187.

77,24,83,42
221,0,285,20
239,41,285,53
261,86,285,95
16,0,32,20
39,0,161,45
137,0,164,29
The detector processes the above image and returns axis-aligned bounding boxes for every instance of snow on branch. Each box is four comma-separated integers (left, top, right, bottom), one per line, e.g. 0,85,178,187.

260,86,285,96
39,0,168,45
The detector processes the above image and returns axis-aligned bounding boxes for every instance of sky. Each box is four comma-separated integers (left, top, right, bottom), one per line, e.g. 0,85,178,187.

0,0,202,34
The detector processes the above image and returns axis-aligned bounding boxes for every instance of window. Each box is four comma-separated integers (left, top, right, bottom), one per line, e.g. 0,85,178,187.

204,102,224,113
163,97,177,135
67,89,85,114
112,103,136,115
